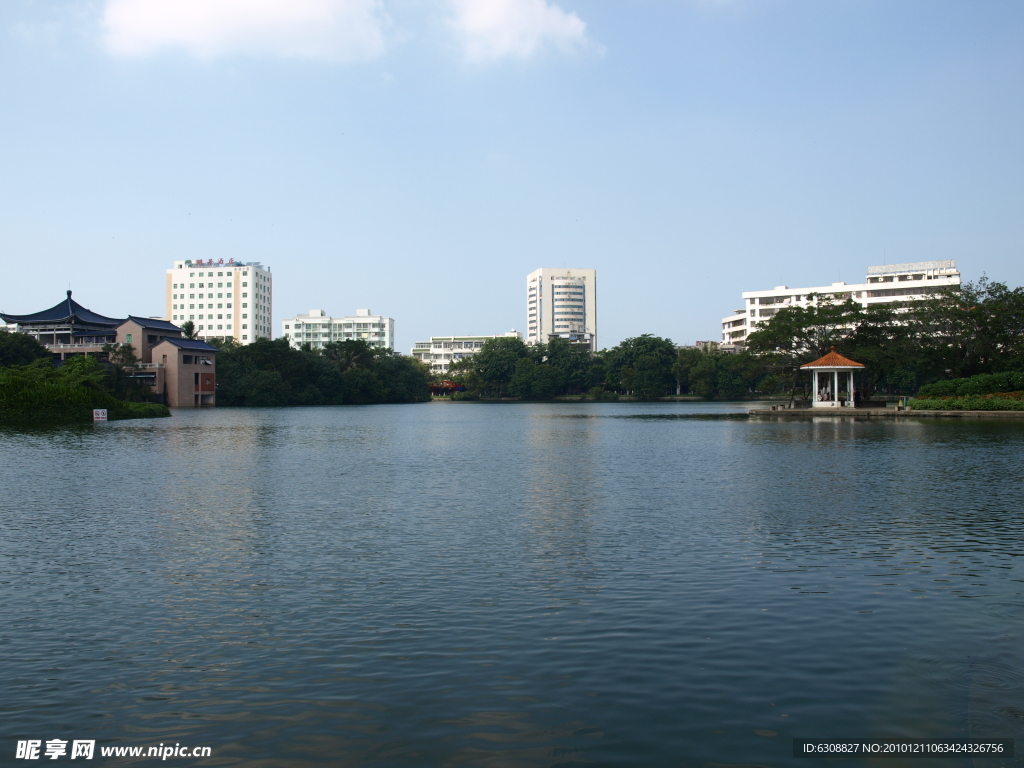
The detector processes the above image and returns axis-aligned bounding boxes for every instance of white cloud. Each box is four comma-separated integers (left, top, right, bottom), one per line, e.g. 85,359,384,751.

102,0,389,61
449,0,592,61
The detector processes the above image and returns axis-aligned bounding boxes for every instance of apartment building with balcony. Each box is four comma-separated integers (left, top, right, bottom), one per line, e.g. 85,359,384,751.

720,261,961,347
282,309,394,350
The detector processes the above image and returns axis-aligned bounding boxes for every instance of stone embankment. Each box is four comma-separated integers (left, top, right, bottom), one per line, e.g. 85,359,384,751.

750,407,1024,419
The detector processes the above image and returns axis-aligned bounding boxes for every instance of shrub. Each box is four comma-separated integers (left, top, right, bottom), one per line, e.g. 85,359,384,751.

0,358,169,423
588,386,618,402
918,372,1024,398
910,392,1024,411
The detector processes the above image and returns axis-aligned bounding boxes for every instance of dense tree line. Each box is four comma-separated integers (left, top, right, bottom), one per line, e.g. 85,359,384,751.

745,277,1024,397
5,273,1021,410
213,338,431,406
0,333,168,422
447,276,1024,401
447,334,776,400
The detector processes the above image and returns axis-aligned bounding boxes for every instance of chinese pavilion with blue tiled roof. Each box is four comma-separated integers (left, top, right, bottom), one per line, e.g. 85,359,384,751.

2,292,220,407
1,291,124,347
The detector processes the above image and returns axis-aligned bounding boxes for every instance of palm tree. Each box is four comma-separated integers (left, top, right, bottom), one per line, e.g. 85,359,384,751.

180,320,197,340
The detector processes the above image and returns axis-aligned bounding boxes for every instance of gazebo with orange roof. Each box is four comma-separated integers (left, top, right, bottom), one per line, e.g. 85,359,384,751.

800,347,865,408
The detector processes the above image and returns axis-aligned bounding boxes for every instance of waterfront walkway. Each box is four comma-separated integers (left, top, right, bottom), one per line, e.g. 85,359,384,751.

750,407,1024,419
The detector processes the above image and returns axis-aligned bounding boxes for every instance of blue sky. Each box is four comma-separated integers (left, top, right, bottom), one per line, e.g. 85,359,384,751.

2,0,1023,351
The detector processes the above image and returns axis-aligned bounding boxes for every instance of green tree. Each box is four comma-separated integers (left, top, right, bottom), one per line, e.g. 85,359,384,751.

530,364,560,399
509,358,536,399
716,370,748,399
214,337,429,406
447,356,485,398
103,342,140,371
0,355,168,423
179,320,197,339
603,335,676,395
342,366,385,404
216,339,342,406
206,336,240,352
745,297,864,397
744,280,1024,397
323,339,377,372
910,277,1024,379
631,355,668,400
542,337,592,394
101,342,152,402
689,357,718,398
0,332,51,367
224,365,291,407
368,351,431,403
470,336,531,396
746,298,863,363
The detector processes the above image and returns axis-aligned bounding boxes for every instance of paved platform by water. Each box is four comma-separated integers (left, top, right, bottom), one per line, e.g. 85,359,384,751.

749,407,1024,419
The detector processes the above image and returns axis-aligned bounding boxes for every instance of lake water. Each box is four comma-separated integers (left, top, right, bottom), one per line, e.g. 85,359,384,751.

2,402,1023,767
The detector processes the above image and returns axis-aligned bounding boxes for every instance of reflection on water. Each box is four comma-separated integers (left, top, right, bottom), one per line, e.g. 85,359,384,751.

2,402,1023,767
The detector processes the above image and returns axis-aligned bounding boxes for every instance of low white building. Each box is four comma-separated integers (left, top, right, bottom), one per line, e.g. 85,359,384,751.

720,261,961,346
282,309,394,350
411,331,522,374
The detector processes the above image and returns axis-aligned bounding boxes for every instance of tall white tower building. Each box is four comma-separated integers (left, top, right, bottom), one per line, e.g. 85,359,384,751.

166,259,273,344
526,268,597,351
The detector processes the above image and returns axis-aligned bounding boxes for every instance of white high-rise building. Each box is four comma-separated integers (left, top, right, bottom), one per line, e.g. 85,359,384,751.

166,259,273,344
281,309,394,350
411,331,523,374
720,260,962,347
526,268,597,351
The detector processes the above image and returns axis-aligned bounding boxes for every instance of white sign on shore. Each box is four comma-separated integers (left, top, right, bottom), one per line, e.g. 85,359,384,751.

92,409,107,421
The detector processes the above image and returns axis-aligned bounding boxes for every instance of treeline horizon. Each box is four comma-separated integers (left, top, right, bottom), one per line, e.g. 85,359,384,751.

209,337,432,406
3,275,1022,408
447,276,1024,400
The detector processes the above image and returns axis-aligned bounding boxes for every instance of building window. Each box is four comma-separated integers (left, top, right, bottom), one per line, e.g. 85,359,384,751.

242,324,248,329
